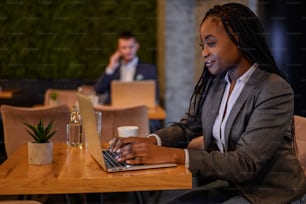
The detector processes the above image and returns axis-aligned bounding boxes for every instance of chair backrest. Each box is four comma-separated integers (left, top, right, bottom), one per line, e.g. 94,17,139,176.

77,85,95,96
77,85,100,105
44,88,78,108
94,105,149,143
294,115,306,173
1,104,70,157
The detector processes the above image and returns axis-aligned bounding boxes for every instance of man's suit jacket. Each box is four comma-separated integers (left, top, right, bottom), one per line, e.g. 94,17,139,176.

155,68,306,203
94,62,158,104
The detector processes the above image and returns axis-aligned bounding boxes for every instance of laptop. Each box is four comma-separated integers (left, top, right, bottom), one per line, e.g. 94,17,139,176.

111,80,156,108
77,93,177,172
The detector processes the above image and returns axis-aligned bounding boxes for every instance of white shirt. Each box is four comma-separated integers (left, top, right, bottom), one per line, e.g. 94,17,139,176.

105,57,138,82
120,57,138,82
212,64,256,153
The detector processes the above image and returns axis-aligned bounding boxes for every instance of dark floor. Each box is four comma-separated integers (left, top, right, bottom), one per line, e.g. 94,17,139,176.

0,190,188,204
2,187,306,204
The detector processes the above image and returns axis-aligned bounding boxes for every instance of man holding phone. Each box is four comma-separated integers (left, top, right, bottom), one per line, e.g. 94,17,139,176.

94,31,158,105
94,32,161,131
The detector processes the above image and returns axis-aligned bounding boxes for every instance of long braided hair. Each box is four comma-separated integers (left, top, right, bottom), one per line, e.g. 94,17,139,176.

178,3,286,129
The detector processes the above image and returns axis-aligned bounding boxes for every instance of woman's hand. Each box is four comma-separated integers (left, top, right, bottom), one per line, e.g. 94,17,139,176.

109,136,156,153
116,143,186,165
108,136,185,165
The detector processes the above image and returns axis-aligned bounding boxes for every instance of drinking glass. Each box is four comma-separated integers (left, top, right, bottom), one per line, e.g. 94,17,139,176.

95,111,102,139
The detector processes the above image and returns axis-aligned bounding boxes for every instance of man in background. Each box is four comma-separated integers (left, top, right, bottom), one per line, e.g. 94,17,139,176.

94,31,161,131
95,31,158,103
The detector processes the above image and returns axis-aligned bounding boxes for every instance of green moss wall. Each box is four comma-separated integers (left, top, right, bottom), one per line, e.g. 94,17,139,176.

0,0,157,79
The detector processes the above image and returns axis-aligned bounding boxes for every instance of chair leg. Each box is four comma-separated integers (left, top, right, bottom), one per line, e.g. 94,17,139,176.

65,194,71,204
17,195,25,200
135,192,144,204
84,193,104,204
17,195,31,200
150,190,162,204
25,195,32,200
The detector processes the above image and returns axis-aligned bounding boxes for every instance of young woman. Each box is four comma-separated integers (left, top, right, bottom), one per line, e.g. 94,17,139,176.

110,3,306,203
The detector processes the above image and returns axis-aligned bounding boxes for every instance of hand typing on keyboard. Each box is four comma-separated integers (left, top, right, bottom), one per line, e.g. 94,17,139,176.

103,150,127,167
107,136,183,165
108,136,156,153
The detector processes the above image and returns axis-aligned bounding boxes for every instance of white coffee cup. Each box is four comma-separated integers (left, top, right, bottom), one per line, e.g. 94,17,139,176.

117,126,139,138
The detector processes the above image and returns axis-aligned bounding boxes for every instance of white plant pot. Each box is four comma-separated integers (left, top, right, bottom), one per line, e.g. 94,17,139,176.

28,141,53,165
49,99,58,106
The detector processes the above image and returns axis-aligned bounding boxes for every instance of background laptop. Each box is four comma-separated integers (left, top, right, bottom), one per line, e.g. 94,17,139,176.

77,93,176,172
111,80,156,108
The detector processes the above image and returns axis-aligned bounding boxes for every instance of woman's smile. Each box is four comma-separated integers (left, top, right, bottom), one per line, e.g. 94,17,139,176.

205,60,216,68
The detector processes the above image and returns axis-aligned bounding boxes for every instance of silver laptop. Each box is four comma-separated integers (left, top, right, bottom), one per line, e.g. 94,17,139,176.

111,80,156,108
77,93,176,172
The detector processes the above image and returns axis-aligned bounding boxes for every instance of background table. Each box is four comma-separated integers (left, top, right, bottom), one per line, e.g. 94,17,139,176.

94,105,166,120
0,143,192,195
0,91,13,99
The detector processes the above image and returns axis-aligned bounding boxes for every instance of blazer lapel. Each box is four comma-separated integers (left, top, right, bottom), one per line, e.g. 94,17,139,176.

223,68,269,151
202,75,226,150
133,63,141,80
114,65,121,79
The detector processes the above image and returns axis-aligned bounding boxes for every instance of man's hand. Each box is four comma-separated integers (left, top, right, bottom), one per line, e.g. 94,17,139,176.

107,51,121,71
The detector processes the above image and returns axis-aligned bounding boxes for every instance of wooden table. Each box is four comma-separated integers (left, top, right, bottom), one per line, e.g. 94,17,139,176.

0,143,192,195
94,105,166,120
0,91,13,99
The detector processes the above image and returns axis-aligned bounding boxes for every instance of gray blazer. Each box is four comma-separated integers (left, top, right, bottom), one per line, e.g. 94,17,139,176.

155,68,306,203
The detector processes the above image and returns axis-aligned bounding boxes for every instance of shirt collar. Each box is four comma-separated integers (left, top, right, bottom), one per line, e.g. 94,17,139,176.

122,56,139,68
224,63,258,84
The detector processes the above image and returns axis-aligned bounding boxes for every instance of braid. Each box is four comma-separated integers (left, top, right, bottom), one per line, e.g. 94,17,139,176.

186,66,213,123
169,66,213,138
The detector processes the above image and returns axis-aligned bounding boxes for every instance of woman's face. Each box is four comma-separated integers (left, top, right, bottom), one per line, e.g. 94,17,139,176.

200,16,242,75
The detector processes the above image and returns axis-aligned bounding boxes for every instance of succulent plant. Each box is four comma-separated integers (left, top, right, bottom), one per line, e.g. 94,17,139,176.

49,92,58,101
24,118,56,143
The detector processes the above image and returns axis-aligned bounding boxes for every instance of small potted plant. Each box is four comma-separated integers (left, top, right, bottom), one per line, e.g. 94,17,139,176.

24,118,56,165
49,91,58,106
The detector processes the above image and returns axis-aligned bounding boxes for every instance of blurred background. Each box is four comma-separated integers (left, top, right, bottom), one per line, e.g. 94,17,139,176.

0,0,305,122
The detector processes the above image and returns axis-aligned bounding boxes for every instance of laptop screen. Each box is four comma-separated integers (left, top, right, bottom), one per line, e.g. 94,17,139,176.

77,93,107,171
111,80,156,108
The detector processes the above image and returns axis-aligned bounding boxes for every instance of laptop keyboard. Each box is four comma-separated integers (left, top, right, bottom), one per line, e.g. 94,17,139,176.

103,150,127,168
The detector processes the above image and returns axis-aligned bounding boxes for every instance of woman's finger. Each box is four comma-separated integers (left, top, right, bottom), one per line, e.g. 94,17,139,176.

117,150,136,162
108,137,118,152
126,157,143,165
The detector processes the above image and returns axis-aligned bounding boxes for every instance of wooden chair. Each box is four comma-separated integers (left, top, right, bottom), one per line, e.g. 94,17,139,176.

94,105,150,143
0,104,70,157
77,85,95,96
188,136,204,150
294,115,306,175
44,88,78,109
